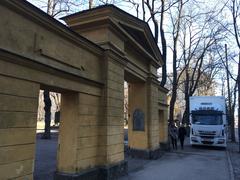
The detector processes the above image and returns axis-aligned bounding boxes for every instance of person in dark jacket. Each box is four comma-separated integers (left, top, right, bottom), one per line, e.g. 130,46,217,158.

169,122,178,150
178,124,187,149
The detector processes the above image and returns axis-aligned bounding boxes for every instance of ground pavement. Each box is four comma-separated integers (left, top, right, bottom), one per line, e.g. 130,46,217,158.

228,128,240,180
121,139,232,180
34,133,238,180
34,133,58,180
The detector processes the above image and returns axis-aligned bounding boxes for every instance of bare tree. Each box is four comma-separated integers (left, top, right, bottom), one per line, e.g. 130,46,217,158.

215,40,238,142
37,91,45,122
229,0,240,150
218,0,240,146
51,92,61,125
225,44,236,142
168,0,184,123
29,0,84,18
168,1,227,124
238,54,240,151
41,90,52,139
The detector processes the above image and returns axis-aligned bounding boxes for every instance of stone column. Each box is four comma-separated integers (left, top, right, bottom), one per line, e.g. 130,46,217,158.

55,92,103,179
56,92,79,174
99,51,127,179
158,88,169,150
147,81,161,157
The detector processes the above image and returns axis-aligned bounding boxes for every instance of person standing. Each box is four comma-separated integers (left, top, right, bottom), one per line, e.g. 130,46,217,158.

169,122,178,150
178,124,187,149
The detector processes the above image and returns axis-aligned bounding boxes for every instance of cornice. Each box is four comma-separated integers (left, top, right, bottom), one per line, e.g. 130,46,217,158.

110,19,161,68
146,76,169,93
158,86,169,93
103,48,127,67
158,102,169,107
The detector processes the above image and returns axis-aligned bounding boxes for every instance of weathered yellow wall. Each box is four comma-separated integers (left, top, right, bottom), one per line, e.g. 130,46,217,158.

67,7,167,153
125,45,149,74
57,93,78,173
159,110,168,143
77,27,125,52
0,75,39,180
158,88,169,144
57,92,103,172
0,59,101,96
0,69,105,179
103,57,125,164
0,2,104,178
128,82,148,149
147,82,160,150
0,1,169,179
0,4,103,84
76,27,109,47
76,93,103,169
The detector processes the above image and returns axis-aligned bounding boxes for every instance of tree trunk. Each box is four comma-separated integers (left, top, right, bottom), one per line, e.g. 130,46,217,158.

169,41,178,123
238,53,240,152
169,0,183,123
183,53,190,123
160,0,167,87
225,44,235,142
89,0,93,9
169,89,177,123
47,0,55,16
41,90,52,139
142,0,145,21
183,92,190,125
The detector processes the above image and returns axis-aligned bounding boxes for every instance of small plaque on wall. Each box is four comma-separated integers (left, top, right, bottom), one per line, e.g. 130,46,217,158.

133,109,145,131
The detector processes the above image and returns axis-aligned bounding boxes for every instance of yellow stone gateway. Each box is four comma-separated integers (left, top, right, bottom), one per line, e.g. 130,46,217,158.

0,1,168,179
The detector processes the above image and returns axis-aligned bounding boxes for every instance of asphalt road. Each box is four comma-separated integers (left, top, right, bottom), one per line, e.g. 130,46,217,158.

121,142,230,180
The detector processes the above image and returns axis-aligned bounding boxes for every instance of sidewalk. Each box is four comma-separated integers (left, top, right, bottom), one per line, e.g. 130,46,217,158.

227,141,240,180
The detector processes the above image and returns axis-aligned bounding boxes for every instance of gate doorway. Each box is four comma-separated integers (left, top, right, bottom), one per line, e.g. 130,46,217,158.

34,90,61,179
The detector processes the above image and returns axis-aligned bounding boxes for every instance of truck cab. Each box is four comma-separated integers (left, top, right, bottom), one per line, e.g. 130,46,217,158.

190,96,227,147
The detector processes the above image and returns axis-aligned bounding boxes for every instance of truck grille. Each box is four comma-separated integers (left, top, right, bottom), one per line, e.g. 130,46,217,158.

198,130,216,136
201,141,214,145
200,136,214,139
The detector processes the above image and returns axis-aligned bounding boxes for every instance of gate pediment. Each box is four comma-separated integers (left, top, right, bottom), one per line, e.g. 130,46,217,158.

62,5,163,69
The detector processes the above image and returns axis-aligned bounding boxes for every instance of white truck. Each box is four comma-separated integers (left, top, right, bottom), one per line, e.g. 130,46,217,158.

190,96,227,147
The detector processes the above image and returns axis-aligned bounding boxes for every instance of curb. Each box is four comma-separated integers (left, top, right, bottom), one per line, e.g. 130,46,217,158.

226,150,235,180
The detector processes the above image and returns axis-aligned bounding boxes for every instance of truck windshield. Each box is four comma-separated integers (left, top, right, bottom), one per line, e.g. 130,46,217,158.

192,115,223,125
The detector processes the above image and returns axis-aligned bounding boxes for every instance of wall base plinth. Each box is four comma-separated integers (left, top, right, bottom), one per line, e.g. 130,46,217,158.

129,147,163,159
160,142,170,151
54,161,128,180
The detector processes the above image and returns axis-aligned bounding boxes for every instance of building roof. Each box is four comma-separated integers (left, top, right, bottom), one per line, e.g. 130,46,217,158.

61,5,163,66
